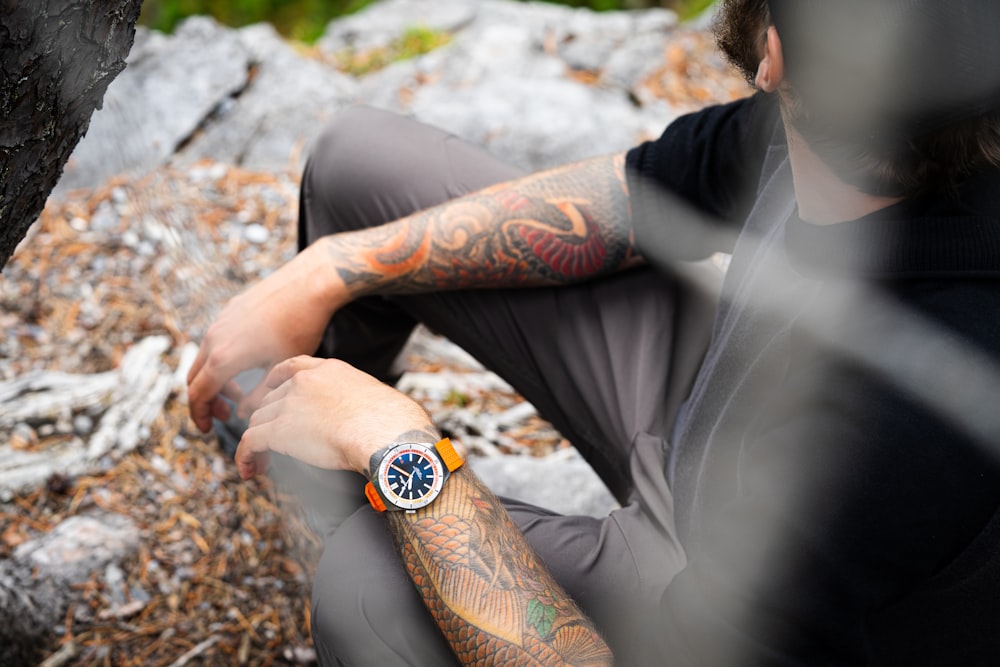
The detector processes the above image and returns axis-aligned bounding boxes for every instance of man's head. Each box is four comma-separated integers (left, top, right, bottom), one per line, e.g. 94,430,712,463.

714,0,1000,198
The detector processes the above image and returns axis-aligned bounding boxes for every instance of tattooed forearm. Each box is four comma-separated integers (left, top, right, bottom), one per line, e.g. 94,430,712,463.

324,153,638,300
387,468,613,666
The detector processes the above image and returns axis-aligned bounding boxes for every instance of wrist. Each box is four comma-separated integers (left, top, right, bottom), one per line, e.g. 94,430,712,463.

355,425,442,477
303,237,351,313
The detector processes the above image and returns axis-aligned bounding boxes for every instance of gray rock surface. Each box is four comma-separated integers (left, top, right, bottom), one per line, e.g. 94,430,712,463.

57,19,251,194
58,0,690,193
470,449,620,517
13,511,140,585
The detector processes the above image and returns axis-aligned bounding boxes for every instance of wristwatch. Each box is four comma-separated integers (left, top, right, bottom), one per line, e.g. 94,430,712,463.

364,438,463,513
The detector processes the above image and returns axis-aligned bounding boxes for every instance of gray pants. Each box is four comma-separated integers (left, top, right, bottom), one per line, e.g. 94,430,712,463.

287,106,721,666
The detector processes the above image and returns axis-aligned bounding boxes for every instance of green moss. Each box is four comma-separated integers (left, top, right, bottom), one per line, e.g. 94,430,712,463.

139,1,718,44
333,26,453,76
676,0,716,21
444,389,471,408
138,0,376,44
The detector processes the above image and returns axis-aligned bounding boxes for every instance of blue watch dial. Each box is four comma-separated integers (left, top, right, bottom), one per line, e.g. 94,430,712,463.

386,450,437,501
375,443,447,511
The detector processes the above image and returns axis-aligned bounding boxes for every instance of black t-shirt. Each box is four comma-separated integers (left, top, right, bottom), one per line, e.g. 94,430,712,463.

625,94,1000,665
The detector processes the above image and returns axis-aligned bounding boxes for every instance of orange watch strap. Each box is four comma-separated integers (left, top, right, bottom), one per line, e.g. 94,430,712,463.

434,437,463,472
365,481,387,512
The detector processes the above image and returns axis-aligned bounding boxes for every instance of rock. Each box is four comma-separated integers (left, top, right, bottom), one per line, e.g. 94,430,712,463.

470,449,619,518
317,0,479,53
0,512,141,664
349,0,679,169
175,22,359,172
58,0,690,193
243,223,270,244
13,512,140,585
56,18,250,195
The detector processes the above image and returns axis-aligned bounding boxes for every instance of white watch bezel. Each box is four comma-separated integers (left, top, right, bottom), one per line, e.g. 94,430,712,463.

373,442,447,511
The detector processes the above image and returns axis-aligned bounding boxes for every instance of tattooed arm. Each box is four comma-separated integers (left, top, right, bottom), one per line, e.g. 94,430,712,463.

324,152,639,300
188,153,637,430
235,357,614,665
387,466,614,666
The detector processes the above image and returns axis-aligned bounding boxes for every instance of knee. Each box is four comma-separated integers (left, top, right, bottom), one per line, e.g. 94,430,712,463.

309,509,455,666
308,106,384,184
301,106,400,236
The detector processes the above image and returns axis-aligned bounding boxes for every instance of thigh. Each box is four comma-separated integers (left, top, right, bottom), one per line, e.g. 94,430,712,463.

298,106,527,381
311,507,459,667
298,105,525,244
392,259,721,503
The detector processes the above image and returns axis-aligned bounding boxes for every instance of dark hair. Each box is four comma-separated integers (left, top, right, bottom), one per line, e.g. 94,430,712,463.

713,0,770,88
715,0,1000,198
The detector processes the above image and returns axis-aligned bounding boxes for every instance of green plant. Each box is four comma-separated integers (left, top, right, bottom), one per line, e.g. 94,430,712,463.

332,26,453,76
139,0,376,43
138,0,717,44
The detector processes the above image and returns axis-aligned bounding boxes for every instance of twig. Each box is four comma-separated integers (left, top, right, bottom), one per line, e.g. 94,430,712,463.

38,641,78,667
0,336,175,497
166,635,221,667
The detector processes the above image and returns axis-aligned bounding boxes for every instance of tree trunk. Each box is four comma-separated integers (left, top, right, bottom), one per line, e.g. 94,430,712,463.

0,0,143,268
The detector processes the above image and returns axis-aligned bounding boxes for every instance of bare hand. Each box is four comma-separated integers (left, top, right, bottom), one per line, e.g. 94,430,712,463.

233,356,435,481
186,244,345,433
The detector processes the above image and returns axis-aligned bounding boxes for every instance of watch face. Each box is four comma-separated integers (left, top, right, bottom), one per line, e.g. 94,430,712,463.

376,443,446,511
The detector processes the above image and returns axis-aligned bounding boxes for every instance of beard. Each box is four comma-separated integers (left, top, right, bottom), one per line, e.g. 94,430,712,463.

713,0,770,85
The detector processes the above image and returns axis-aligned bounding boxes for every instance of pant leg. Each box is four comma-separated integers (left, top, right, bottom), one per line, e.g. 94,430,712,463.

311,463,685,667
296,107,721,665
298,104,526,381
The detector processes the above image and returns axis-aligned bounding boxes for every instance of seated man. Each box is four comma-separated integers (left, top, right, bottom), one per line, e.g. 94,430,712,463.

187,1,1000,664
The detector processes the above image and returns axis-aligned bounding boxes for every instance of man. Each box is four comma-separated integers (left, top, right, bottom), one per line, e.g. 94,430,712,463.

187,1,1000,664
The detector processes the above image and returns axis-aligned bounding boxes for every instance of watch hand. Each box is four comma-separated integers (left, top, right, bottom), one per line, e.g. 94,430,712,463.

390,464,411,478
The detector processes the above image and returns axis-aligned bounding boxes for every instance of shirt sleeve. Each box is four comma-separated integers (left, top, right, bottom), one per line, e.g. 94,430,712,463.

625,92,781,260
651,298,1000,665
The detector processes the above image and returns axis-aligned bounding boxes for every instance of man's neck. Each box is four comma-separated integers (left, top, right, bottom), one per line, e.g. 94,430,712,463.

784,122,903,225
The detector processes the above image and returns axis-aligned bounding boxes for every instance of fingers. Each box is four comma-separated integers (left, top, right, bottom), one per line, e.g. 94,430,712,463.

188,371,224,433
236,381,271,421
265,355,325,389
189,365,250,432
187,351,238,432
235,356,320,419
210,396,231,422
234,432,272,480
235,399,288,479
220,379,244,403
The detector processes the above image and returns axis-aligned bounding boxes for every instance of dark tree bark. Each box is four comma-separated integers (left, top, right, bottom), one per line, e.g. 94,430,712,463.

0,565,63,665
0,0,143,269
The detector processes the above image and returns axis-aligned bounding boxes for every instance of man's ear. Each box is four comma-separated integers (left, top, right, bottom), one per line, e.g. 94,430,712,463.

755,26,785,92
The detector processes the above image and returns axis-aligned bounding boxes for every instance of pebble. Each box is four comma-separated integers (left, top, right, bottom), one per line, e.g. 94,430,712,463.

90,201,118,231
111,186,130,205
12,423,38,445
243,223,270,244
149,454,172,476
208,163,228,180
73,414,94,435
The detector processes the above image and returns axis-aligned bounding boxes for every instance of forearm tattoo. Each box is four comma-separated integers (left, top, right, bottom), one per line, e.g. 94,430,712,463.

387,469,613,666
324,154,636,298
